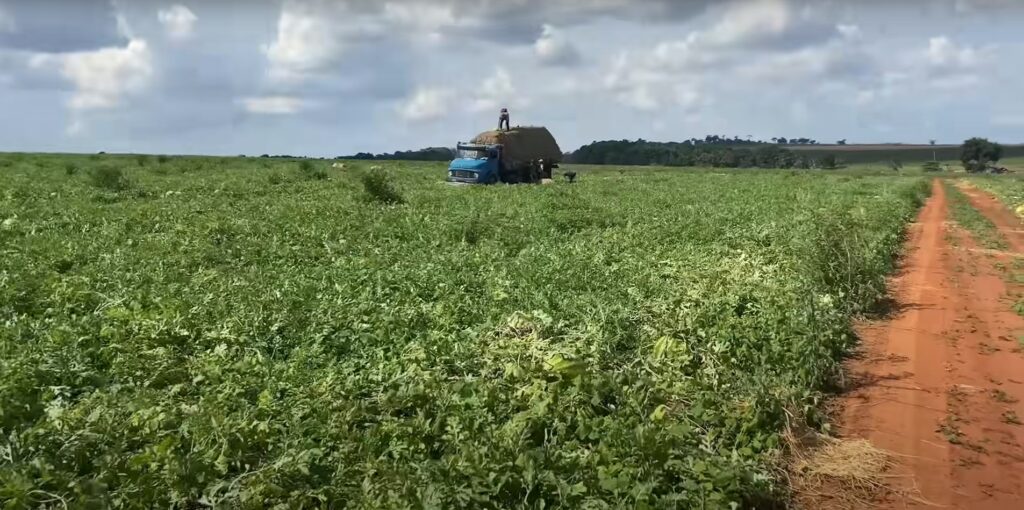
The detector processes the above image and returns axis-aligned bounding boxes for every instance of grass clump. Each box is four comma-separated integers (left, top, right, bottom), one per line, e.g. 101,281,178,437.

88,165,131,192
360,169,405,204
297,160,327,180
461,213,486,245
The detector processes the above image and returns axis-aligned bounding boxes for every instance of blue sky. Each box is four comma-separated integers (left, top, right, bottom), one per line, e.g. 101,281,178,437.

0,0,1022,156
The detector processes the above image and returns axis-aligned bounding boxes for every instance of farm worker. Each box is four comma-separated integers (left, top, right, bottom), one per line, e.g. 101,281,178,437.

499,108,510,131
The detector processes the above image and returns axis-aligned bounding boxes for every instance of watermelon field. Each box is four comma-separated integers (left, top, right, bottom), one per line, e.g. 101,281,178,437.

1,154,930,508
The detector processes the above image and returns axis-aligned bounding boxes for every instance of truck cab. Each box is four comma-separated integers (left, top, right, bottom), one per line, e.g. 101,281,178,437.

447,143,502,184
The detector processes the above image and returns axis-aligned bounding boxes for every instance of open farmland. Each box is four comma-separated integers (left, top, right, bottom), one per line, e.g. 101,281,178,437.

0,154,931,508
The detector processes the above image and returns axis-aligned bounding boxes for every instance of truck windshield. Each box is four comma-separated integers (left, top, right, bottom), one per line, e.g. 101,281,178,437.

458,148,490,160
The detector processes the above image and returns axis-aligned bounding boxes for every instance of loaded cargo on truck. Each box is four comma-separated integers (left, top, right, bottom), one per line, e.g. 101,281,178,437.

447,127,562,184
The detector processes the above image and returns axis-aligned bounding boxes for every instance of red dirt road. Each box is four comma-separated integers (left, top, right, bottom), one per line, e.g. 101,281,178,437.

840,179,1024,509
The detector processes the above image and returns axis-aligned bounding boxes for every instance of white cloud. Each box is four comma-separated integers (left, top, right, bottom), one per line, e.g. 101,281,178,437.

926,36,985,70
701,0,790,47
264,3,338,82
601,0,844,112
604,46,710,112
382,2,462,43
256,0,712,85
397,67,527,123
158,5,198,41
605,53,669,111
697,0,834,50
535,24,580,66
836,24,862,40
739,38,869,83
30,39,154,111
917,37,994,92
240,96,306,115
398,87,454,122
0,4,15,33
954,0,1019,13
263,1,381,83
469,67,527,114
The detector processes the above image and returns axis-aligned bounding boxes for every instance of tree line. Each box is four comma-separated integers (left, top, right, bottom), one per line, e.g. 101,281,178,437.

568,140,836,169
328,137,1009,172
338,147,455,161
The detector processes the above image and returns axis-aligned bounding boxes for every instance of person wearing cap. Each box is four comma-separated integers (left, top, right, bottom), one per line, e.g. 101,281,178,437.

499,108,510,131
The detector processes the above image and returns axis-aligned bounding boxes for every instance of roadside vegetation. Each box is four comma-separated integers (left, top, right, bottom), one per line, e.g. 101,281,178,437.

944,182,1007,250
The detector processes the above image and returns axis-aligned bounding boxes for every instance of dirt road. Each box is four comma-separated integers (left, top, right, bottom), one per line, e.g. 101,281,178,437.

839,179,1024,509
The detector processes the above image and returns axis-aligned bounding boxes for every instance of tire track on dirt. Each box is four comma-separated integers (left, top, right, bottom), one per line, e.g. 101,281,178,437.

837,179,1024,509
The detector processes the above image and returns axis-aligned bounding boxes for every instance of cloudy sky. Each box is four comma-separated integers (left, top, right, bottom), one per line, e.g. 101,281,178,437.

0,0,1022,156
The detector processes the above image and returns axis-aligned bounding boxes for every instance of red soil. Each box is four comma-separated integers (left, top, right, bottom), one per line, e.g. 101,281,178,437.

838,179,1024,509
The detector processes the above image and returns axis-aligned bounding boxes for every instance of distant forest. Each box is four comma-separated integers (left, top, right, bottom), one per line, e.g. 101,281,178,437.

338,147,454,161
335,136,1024,168
334,136,827,168
567,139,823,168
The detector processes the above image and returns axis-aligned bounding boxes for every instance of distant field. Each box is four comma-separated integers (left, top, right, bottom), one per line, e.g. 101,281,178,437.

785,144,1024,164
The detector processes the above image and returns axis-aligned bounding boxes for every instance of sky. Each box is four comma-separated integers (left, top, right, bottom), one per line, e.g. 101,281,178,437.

0,0,1022,157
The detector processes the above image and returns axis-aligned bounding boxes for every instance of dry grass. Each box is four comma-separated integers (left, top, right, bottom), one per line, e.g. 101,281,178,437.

787,428,896,510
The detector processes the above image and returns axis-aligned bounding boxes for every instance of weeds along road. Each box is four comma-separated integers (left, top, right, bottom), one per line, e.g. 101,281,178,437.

958,182,1024,253
840,179,1024,509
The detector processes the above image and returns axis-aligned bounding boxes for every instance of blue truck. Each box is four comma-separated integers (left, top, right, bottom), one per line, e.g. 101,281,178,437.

447,126,562,185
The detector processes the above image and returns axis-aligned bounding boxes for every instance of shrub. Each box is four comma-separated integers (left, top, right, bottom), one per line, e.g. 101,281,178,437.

267,172,284,185
89,165,131,191
360,170,404,204
298,160,327,180
136,155,149,167
64,163,79,176
157,155,171,164
922,161,941,172
461,214,486,245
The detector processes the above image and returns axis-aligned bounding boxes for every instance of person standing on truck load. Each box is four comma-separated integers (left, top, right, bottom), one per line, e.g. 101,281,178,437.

499,108,510,131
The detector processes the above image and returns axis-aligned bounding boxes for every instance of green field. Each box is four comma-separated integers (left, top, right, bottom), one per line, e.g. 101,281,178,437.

1,154,930,508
